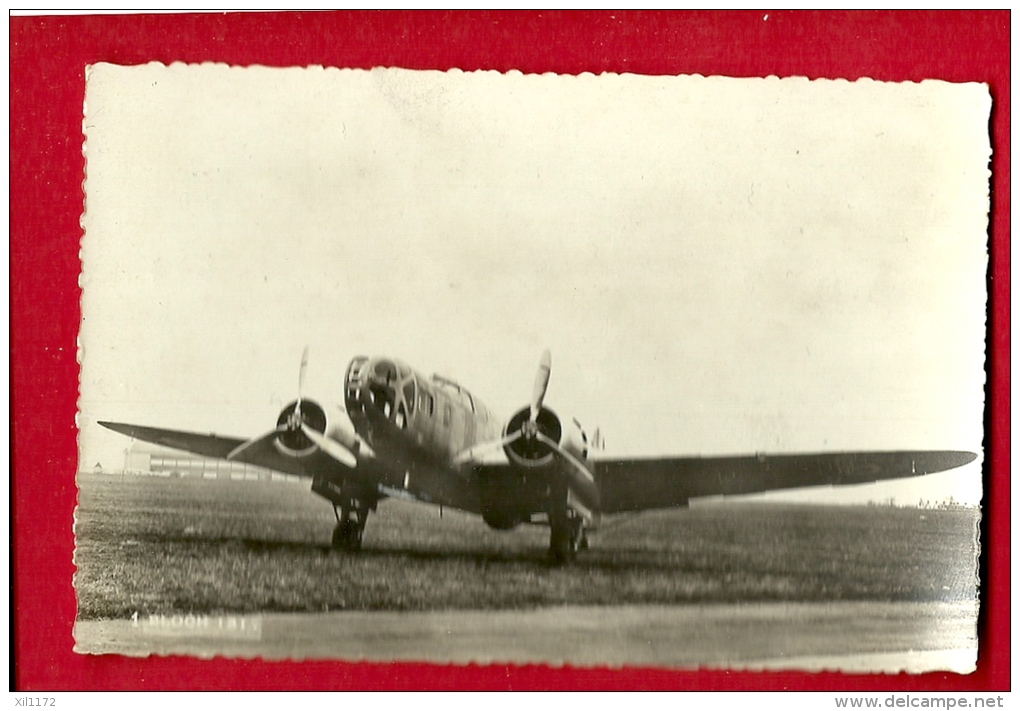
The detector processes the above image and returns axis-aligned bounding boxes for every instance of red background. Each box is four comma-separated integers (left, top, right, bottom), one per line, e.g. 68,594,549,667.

10,11,1009,691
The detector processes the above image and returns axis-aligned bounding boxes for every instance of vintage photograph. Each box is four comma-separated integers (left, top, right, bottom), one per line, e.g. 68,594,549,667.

76,64,988,671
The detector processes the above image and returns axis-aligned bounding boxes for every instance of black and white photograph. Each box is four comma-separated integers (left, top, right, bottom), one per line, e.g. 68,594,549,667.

75,64,988,671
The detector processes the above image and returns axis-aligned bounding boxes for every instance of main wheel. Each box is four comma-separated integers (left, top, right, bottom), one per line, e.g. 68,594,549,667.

331,520,363,552
344,520,363,552
331,523,346,550
549,525,577,564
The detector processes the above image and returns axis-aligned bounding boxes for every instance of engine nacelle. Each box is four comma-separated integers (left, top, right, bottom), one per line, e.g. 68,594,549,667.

502,405,590,468
274,399,327,456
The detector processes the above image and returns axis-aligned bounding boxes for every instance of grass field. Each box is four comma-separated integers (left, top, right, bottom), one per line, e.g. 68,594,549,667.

74,472,980,619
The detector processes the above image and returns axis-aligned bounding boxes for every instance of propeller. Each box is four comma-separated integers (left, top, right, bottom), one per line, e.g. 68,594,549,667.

451,349,549,466
453,349,565,471
229,347,358,469
529,349,552,425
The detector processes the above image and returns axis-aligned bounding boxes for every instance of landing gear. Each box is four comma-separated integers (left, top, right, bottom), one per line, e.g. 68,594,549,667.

331,502,369,552
549,513,587,564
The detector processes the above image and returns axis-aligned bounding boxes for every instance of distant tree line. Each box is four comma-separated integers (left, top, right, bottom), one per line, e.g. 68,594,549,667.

865,495,977,510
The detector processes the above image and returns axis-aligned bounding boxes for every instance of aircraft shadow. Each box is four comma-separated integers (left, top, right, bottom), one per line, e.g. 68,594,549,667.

356,545,729,575
134,532,700,572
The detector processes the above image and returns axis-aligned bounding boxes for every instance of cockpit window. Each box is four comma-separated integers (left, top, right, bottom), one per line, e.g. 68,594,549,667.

403,381,415,415
346,356,369,384
364,358,422,430
419,392,434,417
373,359,398,384
369,383,395,419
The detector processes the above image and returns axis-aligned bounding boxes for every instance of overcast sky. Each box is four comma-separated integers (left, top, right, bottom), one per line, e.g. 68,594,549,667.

79,65,989,504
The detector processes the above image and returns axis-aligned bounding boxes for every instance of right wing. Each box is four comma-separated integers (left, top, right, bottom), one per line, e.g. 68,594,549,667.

594,450,978,514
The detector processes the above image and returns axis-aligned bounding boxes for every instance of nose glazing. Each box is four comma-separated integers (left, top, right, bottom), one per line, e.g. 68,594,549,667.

346,357,413,431
352,358,397,419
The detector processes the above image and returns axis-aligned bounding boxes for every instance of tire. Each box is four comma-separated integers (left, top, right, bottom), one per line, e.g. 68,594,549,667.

331,524,346,550
332,520,363,552
549,526,576,564
345,522,363,552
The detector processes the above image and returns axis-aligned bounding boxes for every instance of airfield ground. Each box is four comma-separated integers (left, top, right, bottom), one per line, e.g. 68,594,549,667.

74,471,980,619
74,601,978,670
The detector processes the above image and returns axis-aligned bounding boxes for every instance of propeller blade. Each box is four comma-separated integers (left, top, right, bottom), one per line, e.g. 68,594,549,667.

330,415,375,458
299,346,309,396
301,423,358,468
295,346,310,417
535,431,600,510
227,425,287,461
530,349,552,423
452,430,523,466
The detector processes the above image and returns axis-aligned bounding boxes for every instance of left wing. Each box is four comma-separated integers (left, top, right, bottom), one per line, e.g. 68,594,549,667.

99,421,337,479
593,450,977,514
99,421,245,459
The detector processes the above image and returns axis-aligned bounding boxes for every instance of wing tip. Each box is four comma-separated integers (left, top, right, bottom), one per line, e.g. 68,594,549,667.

923,450,978,473
958,450,979,467
97,420,128,434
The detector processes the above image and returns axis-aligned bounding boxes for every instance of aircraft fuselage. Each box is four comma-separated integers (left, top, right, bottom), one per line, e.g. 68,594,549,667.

341,355,504,511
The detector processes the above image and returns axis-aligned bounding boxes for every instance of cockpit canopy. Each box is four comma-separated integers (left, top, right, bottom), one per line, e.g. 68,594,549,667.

430,373,476,413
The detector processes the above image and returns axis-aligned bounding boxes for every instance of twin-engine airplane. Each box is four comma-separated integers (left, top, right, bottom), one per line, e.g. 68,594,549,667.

100,350,977,562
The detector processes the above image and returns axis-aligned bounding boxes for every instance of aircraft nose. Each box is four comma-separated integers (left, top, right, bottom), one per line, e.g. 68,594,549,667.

344,356,405,426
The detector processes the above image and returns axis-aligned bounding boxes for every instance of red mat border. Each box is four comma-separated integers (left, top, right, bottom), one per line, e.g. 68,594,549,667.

10,11,1010,691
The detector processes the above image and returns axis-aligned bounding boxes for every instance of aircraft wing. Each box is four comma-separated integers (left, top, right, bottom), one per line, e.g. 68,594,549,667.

593,450,977,514
98,421,336,479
